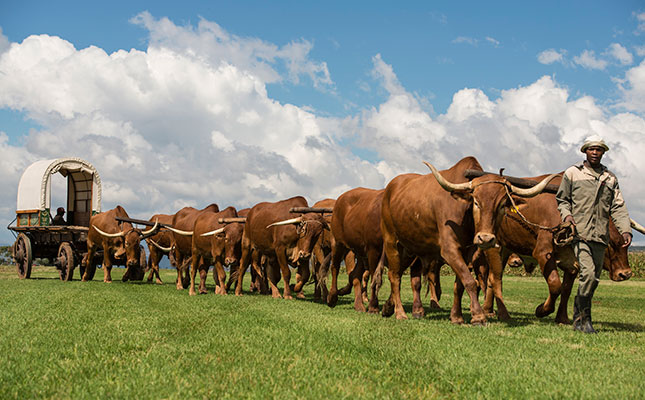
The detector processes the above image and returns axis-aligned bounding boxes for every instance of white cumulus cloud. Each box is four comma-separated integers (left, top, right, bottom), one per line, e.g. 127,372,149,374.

607,43,633,66
537,49,566,65
616,59,645,113
574,50,608,70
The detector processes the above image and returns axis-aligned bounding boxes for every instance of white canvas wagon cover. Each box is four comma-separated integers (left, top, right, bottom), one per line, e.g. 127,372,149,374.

16,157,102,213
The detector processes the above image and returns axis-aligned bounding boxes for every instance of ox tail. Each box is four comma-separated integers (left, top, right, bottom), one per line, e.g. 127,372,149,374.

316,253,332,293
228,265,240,286
371,248,386,296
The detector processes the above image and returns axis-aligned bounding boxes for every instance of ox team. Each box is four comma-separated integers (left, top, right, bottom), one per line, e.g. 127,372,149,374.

82,135,635,334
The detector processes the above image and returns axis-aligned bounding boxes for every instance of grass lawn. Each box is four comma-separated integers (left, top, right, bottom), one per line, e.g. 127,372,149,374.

0,264,643,399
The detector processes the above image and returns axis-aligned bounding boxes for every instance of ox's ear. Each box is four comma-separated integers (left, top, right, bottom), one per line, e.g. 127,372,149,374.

508,195,528,209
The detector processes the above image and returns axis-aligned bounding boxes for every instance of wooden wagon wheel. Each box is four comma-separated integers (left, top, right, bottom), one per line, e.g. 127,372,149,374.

57,242,75,282
14,233,33,279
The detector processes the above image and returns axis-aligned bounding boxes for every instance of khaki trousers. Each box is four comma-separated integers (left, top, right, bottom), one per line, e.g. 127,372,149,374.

574,240,607,298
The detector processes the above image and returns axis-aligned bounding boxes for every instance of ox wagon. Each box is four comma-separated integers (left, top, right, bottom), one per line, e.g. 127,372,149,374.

7,157,102,281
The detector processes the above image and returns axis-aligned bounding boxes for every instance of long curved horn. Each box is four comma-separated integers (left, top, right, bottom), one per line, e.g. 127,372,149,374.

423,161,473,192
201,227,225,237
630,219,645,235
93,225,125,238
510,174,559,197
166,226,194,236
149,239,172,252
266,217,302,229
218,217,247,224
141,219,159,236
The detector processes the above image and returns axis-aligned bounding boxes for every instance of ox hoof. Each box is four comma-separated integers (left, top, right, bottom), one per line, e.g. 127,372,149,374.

104,280,112,283
155,279,163,285
412,311,425,319
450,316,465,325
367,307,379,314
471,319,488,327
283,295,293,300
327,293,338,308
296,292,306,299
189,291,197,296
354,304,367,313
535,304,553,318
381,301,395,318
556,317,571,325
395,312,408,320
497,311,511,322
199,290,208,295
429,300,441,310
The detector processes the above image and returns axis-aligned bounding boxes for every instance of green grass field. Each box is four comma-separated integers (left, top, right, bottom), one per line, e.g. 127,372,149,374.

1,265,643,399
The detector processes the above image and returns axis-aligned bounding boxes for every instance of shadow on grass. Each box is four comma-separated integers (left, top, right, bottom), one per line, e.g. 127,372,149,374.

598,320,644,332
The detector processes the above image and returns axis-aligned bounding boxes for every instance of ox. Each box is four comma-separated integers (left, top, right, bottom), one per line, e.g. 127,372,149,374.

218,209,256,293
480,173,634,323
235,196,328,299
82,206,157,283
327,188,385,313
380,157,556,323
310,199,359,304
145,213,174,285
165,204,220,290
310,199,335,302
188,206,243,295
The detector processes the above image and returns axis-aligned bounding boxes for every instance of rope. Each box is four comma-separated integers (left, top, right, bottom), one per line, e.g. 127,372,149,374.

501,185,577,247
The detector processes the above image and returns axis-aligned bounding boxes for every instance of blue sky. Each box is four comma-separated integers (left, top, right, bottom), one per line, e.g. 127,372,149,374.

1,1,645,244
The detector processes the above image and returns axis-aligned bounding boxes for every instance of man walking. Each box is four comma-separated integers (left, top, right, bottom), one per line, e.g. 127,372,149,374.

556,135,632,334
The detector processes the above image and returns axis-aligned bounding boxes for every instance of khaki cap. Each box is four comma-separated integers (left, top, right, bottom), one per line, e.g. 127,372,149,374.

580,135,609,152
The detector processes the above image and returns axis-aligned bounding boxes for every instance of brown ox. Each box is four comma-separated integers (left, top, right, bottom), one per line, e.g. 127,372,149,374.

166,204,220,290
327,188,385,313
189,206,242,296
482,173,633,324
235,196,328,299
82,206,157,282
310,199,335,302
221,208,254,292
145,213,174,285
311,199,360,304
380,157,556,323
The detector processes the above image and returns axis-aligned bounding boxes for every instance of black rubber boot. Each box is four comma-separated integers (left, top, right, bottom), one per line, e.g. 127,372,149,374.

578,296,597,334
572,296,583,332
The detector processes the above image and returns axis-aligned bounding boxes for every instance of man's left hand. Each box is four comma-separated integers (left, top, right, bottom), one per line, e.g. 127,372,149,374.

622,232,632,248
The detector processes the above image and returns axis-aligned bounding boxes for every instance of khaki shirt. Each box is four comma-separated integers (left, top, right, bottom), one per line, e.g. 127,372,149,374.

556,162,631,245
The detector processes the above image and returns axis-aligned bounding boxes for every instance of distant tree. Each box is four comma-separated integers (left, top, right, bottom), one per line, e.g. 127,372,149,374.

0,245,13,265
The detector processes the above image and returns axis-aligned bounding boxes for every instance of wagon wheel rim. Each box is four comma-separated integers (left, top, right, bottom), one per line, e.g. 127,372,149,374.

15,233,32,279
57,243,75,282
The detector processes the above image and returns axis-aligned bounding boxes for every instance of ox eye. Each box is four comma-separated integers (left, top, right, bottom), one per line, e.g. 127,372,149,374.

473,200,481,209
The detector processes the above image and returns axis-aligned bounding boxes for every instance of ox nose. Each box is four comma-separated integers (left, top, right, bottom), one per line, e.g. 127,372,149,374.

508,258,523,268
616,270,633,281
474,232,497,249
